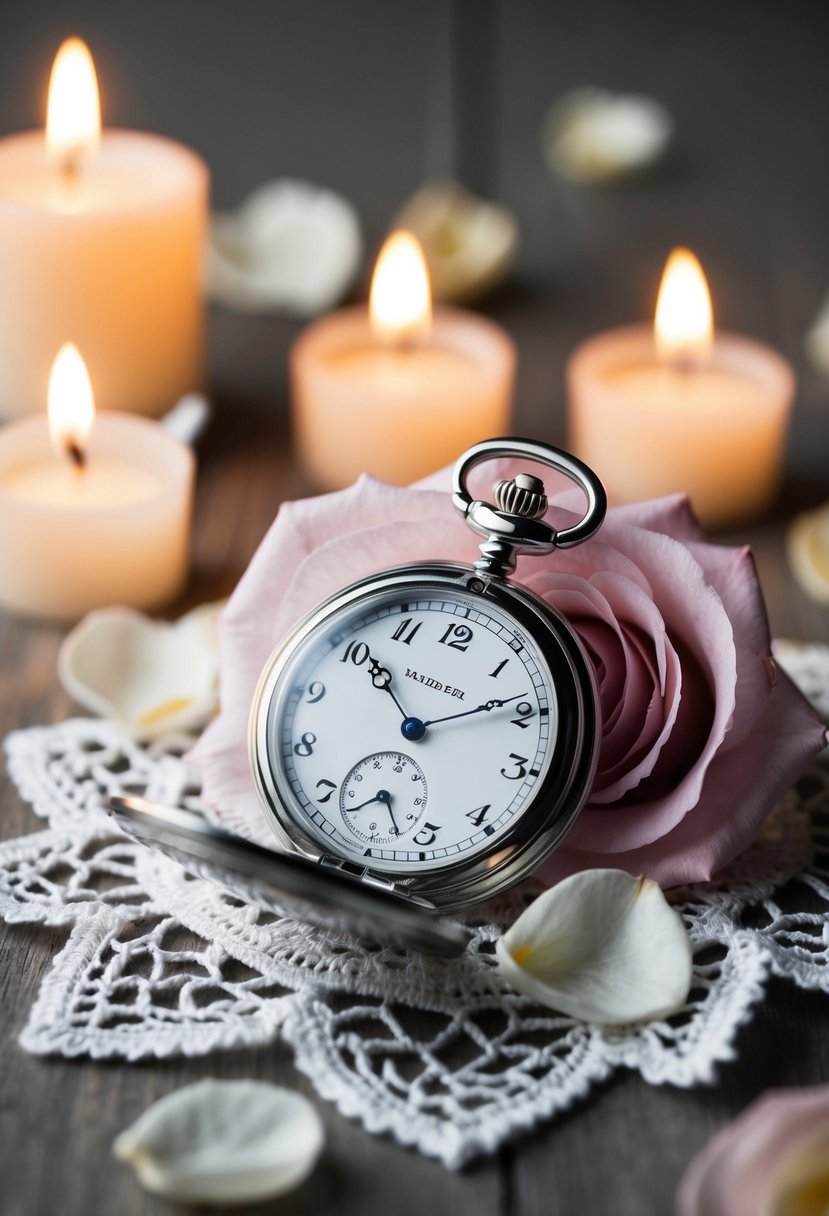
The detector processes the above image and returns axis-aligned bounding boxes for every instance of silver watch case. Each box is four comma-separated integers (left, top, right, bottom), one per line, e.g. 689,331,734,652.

249,560,600,913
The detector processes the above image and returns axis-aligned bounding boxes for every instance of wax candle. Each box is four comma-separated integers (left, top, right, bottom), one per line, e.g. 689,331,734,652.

291,231,515,489
0,344,194,621
0,38,207,419
567,249,796,528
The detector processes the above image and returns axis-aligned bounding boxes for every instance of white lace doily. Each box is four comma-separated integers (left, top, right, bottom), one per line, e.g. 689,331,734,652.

2,650,829,1169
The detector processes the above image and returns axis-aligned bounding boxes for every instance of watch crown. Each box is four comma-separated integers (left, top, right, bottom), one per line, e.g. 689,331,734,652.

493,473,548,519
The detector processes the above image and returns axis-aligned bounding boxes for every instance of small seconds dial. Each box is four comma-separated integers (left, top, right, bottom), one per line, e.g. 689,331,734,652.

340,751,427,846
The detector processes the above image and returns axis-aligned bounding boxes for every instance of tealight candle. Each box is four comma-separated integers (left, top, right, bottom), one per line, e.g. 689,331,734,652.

291,231,515,489
566,248,796,528
0,38,207,419
0,344,194,621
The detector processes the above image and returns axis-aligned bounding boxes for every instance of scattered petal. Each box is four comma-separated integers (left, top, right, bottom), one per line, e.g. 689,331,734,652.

804,292,829,375
786,503,829,603
207,178,362,317
394,179,518,302
58,601,224,740
767,1125,829,1216
677,1085,829,1216
496,869,692,1024
542,87,672,184
113,1079,324,1205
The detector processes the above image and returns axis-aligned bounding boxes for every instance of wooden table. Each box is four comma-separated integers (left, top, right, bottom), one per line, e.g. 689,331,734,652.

1,353,828,1215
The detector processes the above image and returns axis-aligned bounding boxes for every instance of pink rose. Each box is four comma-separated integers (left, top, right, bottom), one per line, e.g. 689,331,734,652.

676,1084,829,1216
189,470,824,887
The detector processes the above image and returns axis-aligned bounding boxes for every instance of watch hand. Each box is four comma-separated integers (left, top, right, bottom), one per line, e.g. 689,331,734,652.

422,692,528,729
367,654,410,721
347,791,388,813
376,788,400,835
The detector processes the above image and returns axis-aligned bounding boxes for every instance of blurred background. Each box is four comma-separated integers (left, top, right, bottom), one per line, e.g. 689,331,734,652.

1,0,827,484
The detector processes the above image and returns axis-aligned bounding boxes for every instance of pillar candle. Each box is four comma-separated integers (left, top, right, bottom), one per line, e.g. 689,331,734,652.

291,232,515,489
0,345,194,620
567,249,795,528
0,39,207,419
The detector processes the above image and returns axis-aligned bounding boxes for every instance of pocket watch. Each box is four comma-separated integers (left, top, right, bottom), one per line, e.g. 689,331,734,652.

111,438,606,956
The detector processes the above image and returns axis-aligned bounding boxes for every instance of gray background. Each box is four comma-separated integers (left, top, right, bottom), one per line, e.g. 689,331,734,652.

1,0,827,488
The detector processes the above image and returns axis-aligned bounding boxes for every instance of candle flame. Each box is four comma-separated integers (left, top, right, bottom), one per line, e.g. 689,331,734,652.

370,231,432,344
46,38,101,173
654,247,714,366
48,343,95,467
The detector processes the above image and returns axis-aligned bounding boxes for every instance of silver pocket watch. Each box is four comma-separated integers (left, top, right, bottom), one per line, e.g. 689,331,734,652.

112,438,606,956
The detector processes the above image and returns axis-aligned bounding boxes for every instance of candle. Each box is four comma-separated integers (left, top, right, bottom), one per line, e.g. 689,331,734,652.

0,344,194,621
0,38,207,419
566,248,796,528
291,231,515,489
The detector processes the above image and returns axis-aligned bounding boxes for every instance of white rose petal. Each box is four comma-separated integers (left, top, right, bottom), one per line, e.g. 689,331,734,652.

496,869,692,1025
207,178,362,317
394,179,518,303
786,504,829,605
113,1079,324,1205
58,601,224,740
805,292,829,376
542,87,672,185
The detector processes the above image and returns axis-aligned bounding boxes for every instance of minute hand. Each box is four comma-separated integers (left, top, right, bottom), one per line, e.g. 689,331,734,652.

422,693,528,729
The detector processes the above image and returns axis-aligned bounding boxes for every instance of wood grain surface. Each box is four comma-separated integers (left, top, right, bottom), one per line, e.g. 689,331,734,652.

3,2,829,1213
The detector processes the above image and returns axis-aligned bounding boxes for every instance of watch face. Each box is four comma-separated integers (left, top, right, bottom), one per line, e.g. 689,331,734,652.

254,579,560,876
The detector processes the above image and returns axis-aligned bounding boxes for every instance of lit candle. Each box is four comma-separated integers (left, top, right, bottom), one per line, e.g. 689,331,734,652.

0,344,194,621
566,248,796,528
0,38,207,419
290,231,515,489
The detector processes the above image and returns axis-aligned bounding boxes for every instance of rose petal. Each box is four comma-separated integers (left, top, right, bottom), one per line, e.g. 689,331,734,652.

541,670,826,886
676,1084,829,1216
786,503,829,604
393,179,518,303
113,1080,324,1205
560,522,740,852
528,571,682,802
542,88,672,185
216,475,453,698
58,602,223,741
207,178,362,317
496,869,692,1024
767,1126,829,1216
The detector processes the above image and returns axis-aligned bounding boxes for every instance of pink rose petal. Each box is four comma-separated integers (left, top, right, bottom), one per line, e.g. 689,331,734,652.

676,1084,829,1216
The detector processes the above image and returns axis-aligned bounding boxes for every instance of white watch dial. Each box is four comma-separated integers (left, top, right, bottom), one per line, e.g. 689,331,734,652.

268,588,558,874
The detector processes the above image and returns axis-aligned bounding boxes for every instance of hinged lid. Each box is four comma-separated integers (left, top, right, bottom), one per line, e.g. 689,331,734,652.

109,796,468,957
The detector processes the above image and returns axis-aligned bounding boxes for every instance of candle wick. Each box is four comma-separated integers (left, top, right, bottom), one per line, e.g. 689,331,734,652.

668,353,701,376
389,329,425,356
66,439,87,471
58,151,81,187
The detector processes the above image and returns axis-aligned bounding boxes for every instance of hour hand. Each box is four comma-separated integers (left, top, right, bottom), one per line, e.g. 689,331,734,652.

366,654,410,721
344,787,401,835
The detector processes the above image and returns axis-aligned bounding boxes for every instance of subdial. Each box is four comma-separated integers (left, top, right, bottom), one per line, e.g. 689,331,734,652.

340,752,428,847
